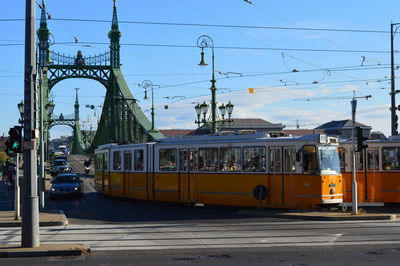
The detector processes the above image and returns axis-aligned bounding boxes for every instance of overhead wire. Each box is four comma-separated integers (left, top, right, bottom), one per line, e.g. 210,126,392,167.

50,41,394,54
31,18,389,34
248,1,382,65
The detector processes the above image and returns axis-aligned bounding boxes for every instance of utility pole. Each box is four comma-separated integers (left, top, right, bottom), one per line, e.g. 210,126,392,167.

351,94,358,215
390,23,400,136
22,0,40,247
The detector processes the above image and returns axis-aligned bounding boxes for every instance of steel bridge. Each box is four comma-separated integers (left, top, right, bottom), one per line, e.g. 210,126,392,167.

37,1,163,154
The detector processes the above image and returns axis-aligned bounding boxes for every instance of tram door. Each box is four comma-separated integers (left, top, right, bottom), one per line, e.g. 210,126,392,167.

365,148,379,201
179,149,197,202
283,147,296,208
269,147,295,207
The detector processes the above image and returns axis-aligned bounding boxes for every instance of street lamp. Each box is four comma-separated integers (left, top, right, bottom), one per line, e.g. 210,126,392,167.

140,80,159,132
46,100,55,117
196,35,234,133
17,101,24,124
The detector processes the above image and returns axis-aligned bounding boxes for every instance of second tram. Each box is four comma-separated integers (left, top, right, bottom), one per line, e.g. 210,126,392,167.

340,136,400,204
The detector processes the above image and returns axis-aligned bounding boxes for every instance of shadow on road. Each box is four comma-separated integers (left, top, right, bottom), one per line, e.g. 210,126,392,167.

44,191,280,224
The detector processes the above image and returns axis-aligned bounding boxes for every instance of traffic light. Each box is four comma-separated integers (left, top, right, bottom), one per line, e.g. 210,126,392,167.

356,126,368,152
6,126,22,157
5,139,15,157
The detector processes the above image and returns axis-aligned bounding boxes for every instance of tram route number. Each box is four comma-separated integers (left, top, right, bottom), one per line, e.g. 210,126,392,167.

253,185,268,200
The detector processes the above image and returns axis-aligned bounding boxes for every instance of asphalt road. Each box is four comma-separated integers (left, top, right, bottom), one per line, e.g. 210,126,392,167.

45,154,295,225
3,155,400,264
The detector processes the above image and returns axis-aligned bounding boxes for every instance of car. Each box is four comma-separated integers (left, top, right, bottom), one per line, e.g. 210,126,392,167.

53,155,67,161
58,145,70,156
51,159,71,176
49,173,83,199
52,151,65,160
54,165,73,175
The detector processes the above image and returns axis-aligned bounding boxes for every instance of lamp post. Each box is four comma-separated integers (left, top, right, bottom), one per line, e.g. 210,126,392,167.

196,35,234,133
391,22,400,136
197,35,217,133
15,101,25,220
141,80,159,132
45,100,55,156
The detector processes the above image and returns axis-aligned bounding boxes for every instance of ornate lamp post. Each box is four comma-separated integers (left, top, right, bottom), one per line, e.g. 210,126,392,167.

196,35,234,133
141,80,159,132
45,100,55,154
197,35,217,133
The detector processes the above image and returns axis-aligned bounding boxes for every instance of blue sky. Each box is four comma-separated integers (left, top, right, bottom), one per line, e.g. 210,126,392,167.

2,0,400,138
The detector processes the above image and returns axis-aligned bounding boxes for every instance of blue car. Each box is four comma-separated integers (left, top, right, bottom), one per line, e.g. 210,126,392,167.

49,173,83,199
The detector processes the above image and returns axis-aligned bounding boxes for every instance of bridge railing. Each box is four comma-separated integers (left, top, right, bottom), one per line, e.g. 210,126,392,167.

52,113,75,121
49,50,111,66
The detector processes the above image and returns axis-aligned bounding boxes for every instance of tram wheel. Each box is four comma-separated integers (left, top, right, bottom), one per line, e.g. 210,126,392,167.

338,204,347,212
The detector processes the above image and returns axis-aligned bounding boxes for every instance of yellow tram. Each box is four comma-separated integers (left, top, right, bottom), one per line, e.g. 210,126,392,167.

339,136,400,204
95,132,343,210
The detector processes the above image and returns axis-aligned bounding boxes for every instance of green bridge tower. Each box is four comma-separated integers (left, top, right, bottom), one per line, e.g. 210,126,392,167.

37,0,164,154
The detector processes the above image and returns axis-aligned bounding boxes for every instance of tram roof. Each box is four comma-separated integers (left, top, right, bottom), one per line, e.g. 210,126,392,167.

95,133,335,151
341,135,400,144
157,133,328,145
95,142,156,151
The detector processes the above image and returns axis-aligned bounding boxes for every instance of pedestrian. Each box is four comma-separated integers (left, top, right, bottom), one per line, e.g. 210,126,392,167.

2,163,7,182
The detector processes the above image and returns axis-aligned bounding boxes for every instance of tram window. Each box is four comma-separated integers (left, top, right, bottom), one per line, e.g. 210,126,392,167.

318,146,341,174
338,148,346,173
284,148,296,173
113,151,122,171
104,152,109,171
159,149,177,171
356,152,364,171
198,148,218,172
302,145,318,174
367,150,379,170
189,149,198,172
95,153,103,171
124,151,132,171
269,148,282,173
220,147,242,172
382,147,400,170
243,146,266,172
134,150,144,171
179,149,188,172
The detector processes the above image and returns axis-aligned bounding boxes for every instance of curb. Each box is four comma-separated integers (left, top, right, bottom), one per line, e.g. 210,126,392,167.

275,213,397,221
0,210,68,228
238,210,398,221
0,244,91,258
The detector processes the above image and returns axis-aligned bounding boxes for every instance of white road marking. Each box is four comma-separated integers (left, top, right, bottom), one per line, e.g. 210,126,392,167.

0,221,399,251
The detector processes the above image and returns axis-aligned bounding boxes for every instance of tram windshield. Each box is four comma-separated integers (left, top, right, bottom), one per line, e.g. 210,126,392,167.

318,145,341,174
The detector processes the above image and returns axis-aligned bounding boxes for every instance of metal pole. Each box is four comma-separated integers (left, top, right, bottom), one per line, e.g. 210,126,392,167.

22,0,40,247
391,23,397,136
151,86,155,131
210,47,217,134
14,155,20,220
351,94,358,215
39,69,45,208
